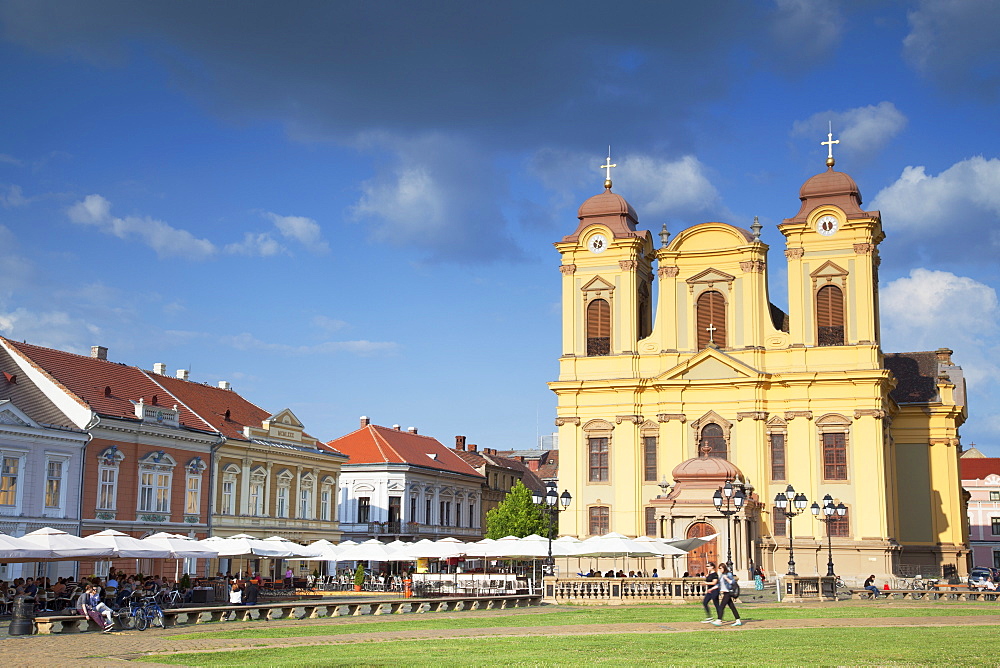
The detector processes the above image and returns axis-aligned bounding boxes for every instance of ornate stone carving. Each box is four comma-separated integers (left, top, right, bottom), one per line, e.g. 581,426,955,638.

618,260,638,270
615,415,643,424
559,264,577,275
656,413,686,423
736,411,768,421
783,410,813,421
658,266,680,278
739,260,765,273
853,409,886,419
853,243,875,254
785,248,804,260
554,417,581,427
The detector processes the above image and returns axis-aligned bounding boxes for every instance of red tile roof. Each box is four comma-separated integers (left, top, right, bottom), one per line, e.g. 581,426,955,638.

2,338,214,432
147,372,270,441
325,424,483,478
961,458,1000,480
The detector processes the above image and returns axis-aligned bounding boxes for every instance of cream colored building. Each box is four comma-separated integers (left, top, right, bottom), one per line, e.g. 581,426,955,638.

550,152,969,580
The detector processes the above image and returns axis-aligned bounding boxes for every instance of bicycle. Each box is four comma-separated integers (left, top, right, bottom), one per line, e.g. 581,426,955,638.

156,589,183,609
132,595,165,630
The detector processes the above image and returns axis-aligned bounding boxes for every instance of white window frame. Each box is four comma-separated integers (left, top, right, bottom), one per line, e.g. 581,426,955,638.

299,473,315,519
220,464,240,516
43,454,69,515
249,467,266,516
0,453,25,510
137,451,176,515
276,470,292,519
320,476,334,522
96,447,124,512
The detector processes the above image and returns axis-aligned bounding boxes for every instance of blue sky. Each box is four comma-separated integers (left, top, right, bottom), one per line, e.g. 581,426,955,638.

1,1,999,454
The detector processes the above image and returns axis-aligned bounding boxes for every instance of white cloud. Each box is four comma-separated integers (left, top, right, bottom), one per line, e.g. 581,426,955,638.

0,305,101,354
0,185,29,207
881,268,1000,385
870,157,1000,260
312,315,348,333
764,0,844,70
222,331,397,357
265,212,329,253
0,154,21,166
793,102,907,160
617,154,729,221
224,232,286,257
903,0,1000,98
67,194,217,260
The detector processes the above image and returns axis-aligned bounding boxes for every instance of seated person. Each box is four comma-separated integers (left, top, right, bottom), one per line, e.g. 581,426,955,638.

864,574,880,598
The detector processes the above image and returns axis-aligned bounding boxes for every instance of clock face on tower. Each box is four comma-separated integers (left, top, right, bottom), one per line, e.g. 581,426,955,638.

817,214,839,236
588,233,608,254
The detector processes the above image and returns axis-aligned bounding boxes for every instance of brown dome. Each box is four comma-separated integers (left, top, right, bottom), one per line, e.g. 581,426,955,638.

577,189,639,225
672,455,742,483
799,167,862,204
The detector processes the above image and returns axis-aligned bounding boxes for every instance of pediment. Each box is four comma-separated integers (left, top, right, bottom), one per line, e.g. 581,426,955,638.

0,401,36,428
267,408,304,428
387,481,405,491
658,348,763,381
809,260,848,278
686,268,736,285
581,275,615,292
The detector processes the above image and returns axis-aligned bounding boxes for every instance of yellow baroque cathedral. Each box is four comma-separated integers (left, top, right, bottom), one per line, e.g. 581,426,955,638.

550,150,969,579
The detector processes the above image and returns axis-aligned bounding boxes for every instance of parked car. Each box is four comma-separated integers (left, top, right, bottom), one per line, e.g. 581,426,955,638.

968,567,1000,589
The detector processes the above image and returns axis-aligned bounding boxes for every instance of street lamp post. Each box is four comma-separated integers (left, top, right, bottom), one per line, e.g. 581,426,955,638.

810,494,848,577
712,480,746,570
532,482,572,571
774,484,808,576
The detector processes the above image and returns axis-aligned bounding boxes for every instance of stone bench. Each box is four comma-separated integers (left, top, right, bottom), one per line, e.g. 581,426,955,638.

849,588,996,601
33,594,542,633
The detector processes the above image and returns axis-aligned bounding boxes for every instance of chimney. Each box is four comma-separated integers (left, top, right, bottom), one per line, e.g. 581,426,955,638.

935,348,954,365
176,369,189,380
469,443,478,452
218,381,231,390
407,427,418,434
360,416,370,428
528,460,539,471
455,436,466,451
91,346,108,360
392,424,401,431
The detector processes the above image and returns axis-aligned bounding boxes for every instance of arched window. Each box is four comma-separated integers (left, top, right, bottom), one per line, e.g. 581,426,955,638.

816,284,845,346
696,290,727,348
700,423,727,459
587,299,611,356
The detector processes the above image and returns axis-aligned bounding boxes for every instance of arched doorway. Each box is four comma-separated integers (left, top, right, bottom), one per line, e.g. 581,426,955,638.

685,522,717,577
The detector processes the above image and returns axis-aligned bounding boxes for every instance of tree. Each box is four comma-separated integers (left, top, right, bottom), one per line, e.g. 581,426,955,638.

485,480,550,539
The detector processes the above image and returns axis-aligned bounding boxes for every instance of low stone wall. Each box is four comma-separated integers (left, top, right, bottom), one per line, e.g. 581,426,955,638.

32,594,542,634
543,577,710,605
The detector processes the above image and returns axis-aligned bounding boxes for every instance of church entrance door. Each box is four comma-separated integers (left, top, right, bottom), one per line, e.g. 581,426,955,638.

685,522,717,576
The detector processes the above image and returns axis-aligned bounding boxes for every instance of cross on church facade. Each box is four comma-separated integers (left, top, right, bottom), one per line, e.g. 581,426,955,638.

706,323,717,344
822,122,839,164
600,146,616,187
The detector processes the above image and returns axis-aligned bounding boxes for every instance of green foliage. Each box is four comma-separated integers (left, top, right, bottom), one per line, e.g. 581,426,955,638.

485,480,550,539
180,573,191,590
353,563,366,587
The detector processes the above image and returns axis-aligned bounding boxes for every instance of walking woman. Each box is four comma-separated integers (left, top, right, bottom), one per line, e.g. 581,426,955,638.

700,561,719,623
712,563,742,626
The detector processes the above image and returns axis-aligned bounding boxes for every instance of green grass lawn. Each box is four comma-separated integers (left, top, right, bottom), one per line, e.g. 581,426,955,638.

147,626,1000,666
169,602,1000,640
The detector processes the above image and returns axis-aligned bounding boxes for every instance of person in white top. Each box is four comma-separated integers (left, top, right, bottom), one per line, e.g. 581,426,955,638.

227,583,243,620
711,564,743,627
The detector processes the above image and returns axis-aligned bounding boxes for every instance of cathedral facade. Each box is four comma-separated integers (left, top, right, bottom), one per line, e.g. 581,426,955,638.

550,154,969,579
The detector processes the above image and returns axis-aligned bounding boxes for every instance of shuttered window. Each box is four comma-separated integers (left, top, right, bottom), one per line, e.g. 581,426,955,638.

643,436,657,482
588,437,609,482
700,423,727,459
645,507,657,537
769,433,786,480
696,290,726,348
587,299,611,356
773,506,787,536
816,284,845,345
827,509,850,538
589,506,610,535
823,432,848,480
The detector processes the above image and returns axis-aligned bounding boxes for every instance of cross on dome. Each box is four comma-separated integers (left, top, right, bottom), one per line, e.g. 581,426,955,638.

821,122,840,167
600,146,616,190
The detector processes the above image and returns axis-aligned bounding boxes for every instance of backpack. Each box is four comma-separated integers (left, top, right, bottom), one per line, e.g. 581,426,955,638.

731,579,741,599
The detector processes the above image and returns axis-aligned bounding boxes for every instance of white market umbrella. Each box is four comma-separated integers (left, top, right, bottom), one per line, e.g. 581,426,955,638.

141,533,219,559
337,539,401,562
261,536,323,558
663,534,719,552
0,532,60,561
571,532,662,558
86,529,172,558
20,527,116,559
203,535,297,558
632,536,687,556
